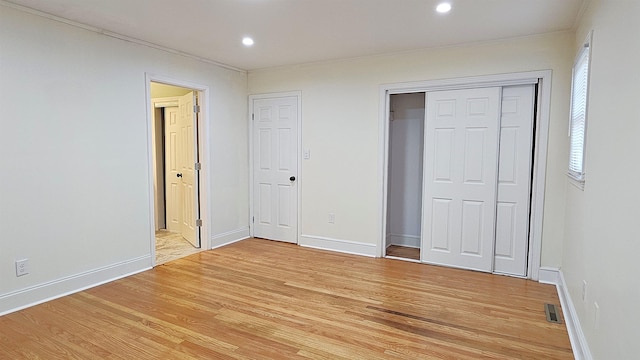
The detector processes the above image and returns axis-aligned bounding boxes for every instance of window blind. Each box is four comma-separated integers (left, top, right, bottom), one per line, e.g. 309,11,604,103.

569,43,590,181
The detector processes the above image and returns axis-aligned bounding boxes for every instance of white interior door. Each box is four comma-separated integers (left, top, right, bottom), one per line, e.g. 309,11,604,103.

178,92,199,248
422,87,501,272
494,85,535,276
164,107,180,232
252,96,298,243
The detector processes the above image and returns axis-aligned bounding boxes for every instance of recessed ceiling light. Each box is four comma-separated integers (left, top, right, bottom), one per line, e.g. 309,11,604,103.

436,2,452,13
242,37,254,46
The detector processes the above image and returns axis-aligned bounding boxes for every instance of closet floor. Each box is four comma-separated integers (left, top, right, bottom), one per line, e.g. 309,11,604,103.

386,245,420,260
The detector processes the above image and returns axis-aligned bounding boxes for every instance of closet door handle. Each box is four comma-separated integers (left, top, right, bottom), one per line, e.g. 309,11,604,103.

177,173,183,178
290,176,296,181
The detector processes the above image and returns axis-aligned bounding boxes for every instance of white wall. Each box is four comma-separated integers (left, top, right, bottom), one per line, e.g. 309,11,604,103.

563,1,640,358
0,4,248,313
249,32,574,265
387,93,424,248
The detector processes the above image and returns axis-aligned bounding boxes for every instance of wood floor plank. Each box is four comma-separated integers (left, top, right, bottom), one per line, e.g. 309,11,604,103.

0,238,573,359
386,245,420,260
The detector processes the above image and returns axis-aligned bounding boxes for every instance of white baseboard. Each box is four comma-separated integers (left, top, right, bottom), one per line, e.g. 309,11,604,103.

538,267,592,360
211,227,250,249
299,234,377,257
387,234,420,248
0,255,152,316
538,266,560,285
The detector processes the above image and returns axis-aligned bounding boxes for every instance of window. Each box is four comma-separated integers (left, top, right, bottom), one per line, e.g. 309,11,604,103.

568,32,592,184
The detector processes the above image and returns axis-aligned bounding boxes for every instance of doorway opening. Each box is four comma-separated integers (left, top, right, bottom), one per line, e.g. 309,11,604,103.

385,93,425,261
150,81,202,265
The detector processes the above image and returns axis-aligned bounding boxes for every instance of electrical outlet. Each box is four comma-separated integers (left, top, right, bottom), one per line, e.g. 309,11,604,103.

328,213,335,224
15,259,29,277
582,280,587,303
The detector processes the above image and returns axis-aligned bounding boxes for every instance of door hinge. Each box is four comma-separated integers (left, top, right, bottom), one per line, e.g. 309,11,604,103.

194,162,201,171
252,113,254,121
252,216,254,223
194,105,200,113
196,219,203,227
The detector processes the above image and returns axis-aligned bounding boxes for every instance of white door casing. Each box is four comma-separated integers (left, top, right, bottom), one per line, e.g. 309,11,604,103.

164,107,180,232
422,87,501,272
494,85,535,276
147,74,212,265
252,96,298,243
178,92,199,248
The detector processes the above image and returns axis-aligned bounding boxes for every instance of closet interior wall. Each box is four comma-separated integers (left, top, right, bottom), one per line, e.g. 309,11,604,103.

386,93,425,251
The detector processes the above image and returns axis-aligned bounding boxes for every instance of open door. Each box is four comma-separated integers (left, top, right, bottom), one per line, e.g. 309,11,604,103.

178,91,200,248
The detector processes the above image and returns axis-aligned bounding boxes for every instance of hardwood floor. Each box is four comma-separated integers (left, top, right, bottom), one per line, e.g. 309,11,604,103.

386,245,420,261
0,239,573,359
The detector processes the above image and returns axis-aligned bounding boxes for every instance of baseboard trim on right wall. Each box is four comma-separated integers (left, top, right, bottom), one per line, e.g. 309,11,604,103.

538,267,593,360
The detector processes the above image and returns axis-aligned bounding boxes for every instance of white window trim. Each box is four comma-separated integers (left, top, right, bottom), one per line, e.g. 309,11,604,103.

567,31,593,188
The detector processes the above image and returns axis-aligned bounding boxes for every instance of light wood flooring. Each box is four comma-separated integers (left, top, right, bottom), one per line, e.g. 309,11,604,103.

386,245,421,261
155,230,201,265
0,238,573,359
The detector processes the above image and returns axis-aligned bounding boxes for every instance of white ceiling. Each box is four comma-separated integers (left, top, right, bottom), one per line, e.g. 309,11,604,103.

6,0,585,71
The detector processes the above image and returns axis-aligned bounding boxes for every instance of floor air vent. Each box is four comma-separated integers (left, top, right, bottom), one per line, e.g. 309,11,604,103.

544,303,562,324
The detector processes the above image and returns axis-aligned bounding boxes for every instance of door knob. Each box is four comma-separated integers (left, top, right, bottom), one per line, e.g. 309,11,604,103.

177,173,183,178
290,176,296,181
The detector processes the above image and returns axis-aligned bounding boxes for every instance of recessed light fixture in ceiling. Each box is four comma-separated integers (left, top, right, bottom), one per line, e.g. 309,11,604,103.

436,2,452,14
242,37,254,47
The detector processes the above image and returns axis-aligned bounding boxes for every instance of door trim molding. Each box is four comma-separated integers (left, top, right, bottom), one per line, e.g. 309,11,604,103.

145,73,211,264
248,91,302,243
378,70,552,280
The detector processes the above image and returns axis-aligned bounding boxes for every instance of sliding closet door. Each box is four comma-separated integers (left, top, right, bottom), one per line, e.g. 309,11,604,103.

494,85,535,276
422,88,501,272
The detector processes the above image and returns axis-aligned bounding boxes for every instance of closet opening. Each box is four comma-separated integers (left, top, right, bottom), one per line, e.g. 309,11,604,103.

379,71,552,279
385,92,425,261
381,82,538,275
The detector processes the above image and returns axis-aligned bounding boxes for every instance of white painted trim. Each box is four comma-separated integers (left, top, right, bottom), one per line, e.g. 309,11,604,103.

299,235,377,257
145,74,212,265
154,100,179,108
382,72,541,94
538,266,561,285
210,227,251,249
387,234,420,248
538,268,593,360
527,72,552,281
385,256,421,263
0,1,245,73
378,70,553,279
378,90,391,257
248,91,302,244
0,256,151,316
